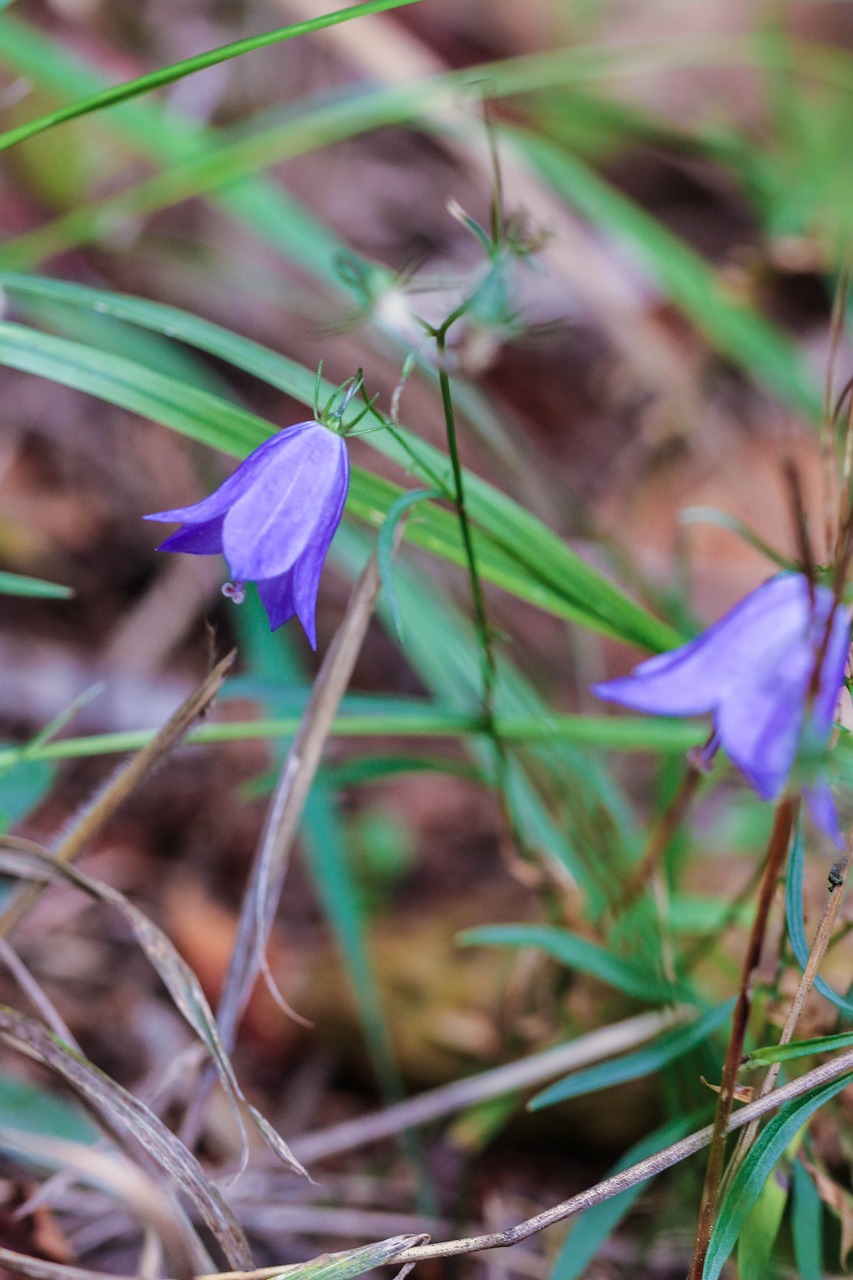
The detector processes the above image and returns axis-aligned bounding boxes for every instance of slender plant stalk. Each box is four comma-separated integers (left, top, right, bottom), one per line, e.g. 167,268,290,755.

434,328,498,724
725,846,850,1183
180,552,386,1148
686,796,796,1280
0,650,235,940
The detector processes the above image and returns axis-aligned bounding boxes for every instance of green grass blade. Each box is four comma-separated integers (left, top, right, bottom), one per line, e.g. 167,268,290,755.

0,569,72,598
0,0,421,155
461,924,692,1004
0,710,700,769
0,16,550,477
528,999,733,1109
790,1160,824,1280
0,305,678,649
745,1030,853,1067
0,1077,97,1143
704,1072,853,1280
282,1237,419,1280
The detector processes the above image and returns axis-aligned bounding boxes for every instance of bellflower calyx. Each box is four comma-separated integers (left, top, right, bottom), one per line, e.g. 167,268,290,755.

593,574,851,842
145,420,349,647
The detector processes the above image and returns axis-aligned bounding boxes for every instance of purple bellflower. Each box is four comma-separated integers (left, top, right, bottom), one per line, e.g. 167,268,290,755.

144,420,349,648
593,574,851,842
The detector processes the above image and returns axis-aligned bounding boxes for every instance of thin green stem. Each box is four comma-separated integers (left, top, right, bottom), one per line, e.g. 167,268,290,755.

434,327,498,722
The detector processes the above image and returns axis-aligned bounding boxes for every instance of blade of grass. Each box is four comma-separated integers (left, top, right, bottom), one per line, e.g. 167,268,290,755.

0,1129,203,1280
744,1030,853,1067
331,525,637,910
0,308,679,650
0,710,701,767
0,837,307,1177
233,591,419,1181
0,650,235,938
0,0,422,155
0,570,72,598
0,1006,251,1268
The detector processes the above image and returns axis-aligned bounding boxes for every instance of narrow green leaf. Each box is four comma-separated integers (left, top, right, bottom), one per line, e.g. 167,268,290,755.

461,923,690,1004
704,1072,853,1280
0,757,54,834
377,488,442,638
0,0,421,155
326,754,478,787
737,1149,789,1280
791,1160,824,1280
529,999,733,1110
0,569,72,598
331,525,636,909
0,710,700,770
232,593,427,1194
745,1030,853,1068
0,1075,97,1143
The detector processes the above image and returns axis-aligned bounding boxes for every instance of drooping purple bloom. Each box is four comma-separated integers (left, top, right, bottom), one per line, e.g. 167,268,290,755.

145,421,349,647
593,574,851,841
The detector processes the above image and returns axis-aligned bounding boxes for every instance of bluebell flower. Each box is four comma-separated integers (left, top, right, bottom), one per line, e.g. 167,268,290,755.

145,420,349,647
593,574,851,841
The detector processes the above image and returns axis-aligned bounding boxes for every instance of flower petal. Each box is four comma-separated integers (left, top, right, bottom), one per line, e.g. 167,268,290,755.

157,517,224,555
259,460,349,648
715,640,815,798
223,425,348,579
593,575,821,718
257,568,298,632
144,425,314,527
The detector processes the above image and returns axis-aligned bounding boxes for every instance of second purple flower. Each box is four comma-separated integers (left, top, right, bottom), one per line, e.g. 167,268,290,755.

592,573,851,839
145,420,350,647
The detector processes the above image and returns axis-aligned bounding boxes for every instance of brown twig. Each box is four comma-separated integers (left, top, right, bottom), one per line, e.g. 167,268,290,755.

386,1044,853,1265
686,796,796,1280
181,552,385,1148
726,847,851,1182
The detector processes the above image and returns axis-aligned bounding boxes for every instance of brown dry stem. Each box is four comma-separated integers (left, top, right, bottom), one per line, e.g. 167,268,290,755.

686,796,796,1280
182,551,384,1148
